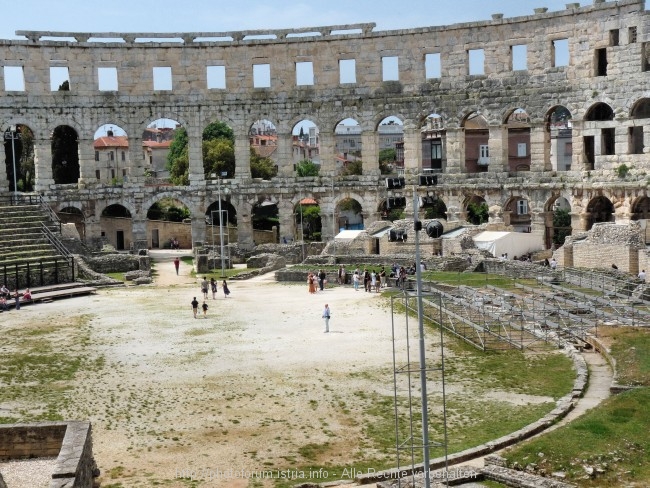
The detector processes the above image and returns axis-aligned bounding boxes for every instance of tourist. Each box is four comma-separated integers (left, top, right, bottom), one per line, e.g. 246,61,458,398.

639,269,646,281
0,295,8,311
200,276,209,299
370,270,377,291
202,301,209,318
341,266,346,285
222,280,231,298
308,272,317,294
173,257,180,275
364,269,371,292
375,271,382,292
22,288,32,301
13,289,20,310
322,303,331,333
550,258,557,270
353,271,360,291
0,283,9,298
191,297,199,318
318,269,326,291
380,267,387,287
210,278,217,299
338,265,344,285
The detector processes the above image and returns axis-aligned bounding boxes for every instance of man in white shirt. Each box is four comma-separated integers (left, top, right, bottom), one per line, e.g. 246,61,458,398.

639,269,646,281
322,304,331,333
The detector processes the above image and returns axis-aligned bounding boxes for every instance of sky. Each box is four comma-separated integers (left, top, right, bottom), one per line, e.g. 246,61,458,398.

1,0,581,40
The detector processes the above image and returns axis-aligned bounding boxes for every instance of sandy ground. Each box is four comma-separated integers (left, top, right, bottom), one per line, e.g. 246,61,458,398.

1,251,608,488
2,251,409,487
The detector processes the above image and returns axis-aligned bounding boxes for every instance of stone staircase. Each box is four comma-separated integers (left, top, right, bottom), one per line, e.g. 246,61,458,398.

0,198,75,289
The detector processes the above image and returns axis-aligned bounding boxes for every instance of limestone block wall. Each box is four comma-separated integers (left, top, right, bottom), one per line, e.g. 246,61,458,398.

573,242,638,273
1,0,650,250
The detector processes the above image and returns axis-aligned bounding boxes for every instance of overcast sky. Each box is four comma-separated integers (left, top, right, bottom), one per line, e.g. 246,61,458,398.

1,0,583,39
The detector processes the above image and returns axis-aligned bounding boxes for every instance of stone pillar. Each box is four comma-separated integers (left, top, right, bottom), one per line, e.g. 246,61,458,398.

571,121,586,171
320,203,335,242
403,127,422,176
33,138,54,191
276,132,294,177
530,124,548,171
126,135,144,185
235,199,254,249
361,130,380,176
574,212,590,232
445,128,463,173
278,199,296,243
364,210,382,228
77,137,95,188
318,133,336,175
191,216,207,247
488,126,507,172
131,217,148,251
0,142,8,192
187,128,205,184
234,133,251,182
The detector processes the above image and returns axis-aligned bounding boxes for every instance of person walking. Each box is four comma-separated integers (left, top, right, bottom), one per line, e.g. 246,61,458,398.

639,269,646,281
191,297,199,318
13,289,20,310
200,277,209,299
210,278,218,299
222,280,230,298
322,303,331,333
173,257,180,275
202,301,209,318
353,271,360,291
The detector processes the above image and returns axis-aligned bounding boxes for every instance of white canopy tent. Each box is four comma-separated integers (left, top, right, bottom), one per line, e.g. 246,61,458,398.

334,230,364,241
473,231,543,258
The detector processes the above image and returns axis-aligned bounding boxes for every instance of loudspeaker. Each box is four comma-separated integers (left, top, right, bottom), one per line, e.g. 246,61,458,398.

425,220,444,238
419,174,438,186
385,177,405,189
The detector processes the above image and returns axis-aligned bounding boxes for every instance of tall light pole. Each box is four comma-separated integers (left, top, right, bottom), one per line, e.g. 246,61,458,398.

217,172,227,277
5,126,20,202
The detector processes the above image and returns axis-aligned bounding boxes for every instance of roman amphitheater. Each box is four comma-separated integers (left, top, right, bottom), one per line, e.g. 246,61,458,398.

1,0,649,253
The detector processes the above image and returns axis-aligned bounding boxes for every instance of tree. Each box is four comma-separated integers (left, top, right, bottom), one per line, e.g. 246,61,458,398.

203,139,235,178
553,208,572,246
168,145,189,185
166,127,188,172
58,80,70,91
299,205,322,241
296,159,319,177
379,148,396,174
250,147,277,179
203,121,234,143
467,202,489,225
340,160,362,176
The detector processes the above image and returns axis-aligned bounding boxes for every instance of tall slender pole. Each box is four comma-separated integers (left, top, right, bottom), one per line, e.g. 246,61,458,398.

413,187,431,488
8,126,18,202
331,178,336,256
218,177,225,277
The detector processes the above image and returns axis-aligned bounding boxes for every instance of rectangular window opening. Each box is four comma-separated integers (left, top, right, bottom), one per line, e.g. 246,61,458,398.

153,66,172,91
595,48,608,76
3,66,26,91
94,151,99,162
253,63,271,88
552,39,569,67
296,61,314,86
95,170,101,180
50,66,70,91
425,53,441,79
517,143,527,157
382,56,399,81
610,29,620,47
468,49,485,75
511,45,527,71
629,26,638,44
207,65,226,89
629,126,644,154
98,67,118,91
643,43,650,72
602,128,615,155
339,59,356,84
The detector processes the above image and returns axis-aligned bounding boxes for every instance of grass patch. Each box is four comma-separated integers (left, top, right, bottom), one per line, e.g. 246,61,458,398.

607,327,650,386
503,388,650,486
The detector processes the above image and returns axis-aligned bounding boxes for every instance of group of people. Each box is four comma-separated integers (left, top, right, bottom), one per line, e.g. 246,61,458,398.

192,276,231,318
307,270,328,294
0,284,31,311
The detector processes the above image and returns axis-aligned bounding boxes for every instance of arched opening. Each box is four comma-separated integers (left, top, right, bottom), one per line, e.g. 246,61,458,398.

337,198,364,230
206,199,238,251
420,113,444,173
584,103,615,168
335,118,362,176
463,112,489,173
252,198,279,244
57,207,85,241
51,125,80,185
545,196,572,249
586,196,614,230
202,120,235,182
146,197,191,249
293,120,320,176
504,196,532,232
421,195,447,220
143,118,184,184
100,204,132,250
249,119,278,180
3,124,34,192
377,116,404,174
631,196,650,243
629,99,650,155
506,108,531,172
464,195,488,225
295,197,321,242
93,124,128,186
546,106,573,171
